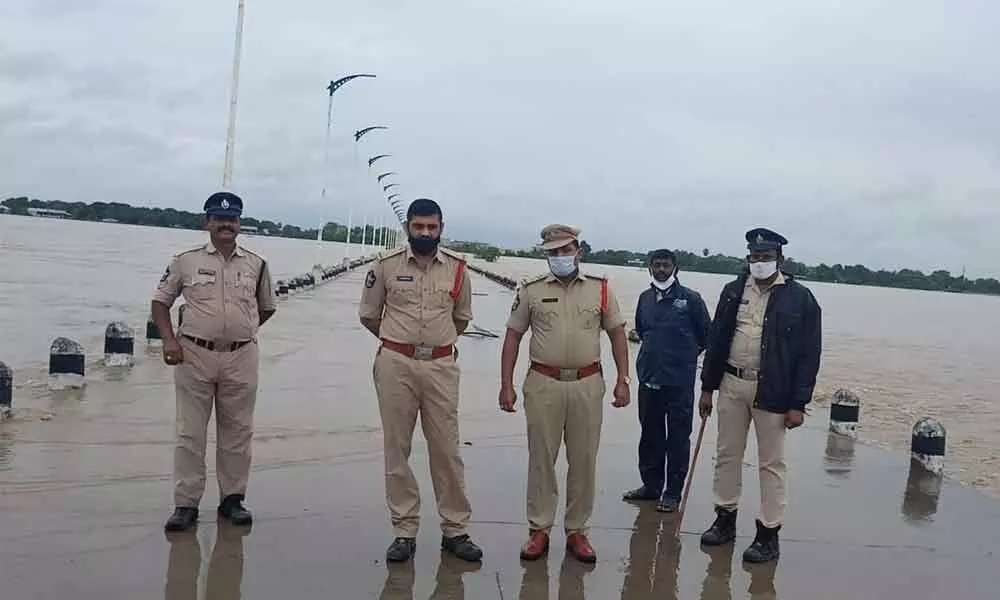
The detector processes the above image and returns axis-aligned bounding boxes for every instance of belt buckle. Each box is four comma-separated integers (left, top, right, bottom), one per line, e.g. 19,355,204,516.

413,344,434,361
743,366,759,380
558,368,577,381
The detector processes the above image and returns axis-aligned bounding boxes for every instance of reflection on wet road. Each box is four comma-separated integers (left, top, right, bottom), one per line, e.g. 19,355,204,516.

165,525,247,600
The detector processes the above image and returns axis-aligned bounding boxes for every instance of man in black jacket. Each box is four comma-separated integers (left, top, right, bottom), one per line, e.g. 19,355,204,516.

697,228,822,563
622,249,711,512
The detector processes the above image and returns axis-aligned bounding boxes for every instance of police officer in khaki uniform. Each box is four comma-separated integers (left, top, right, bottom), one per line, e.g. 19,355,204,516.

499,224,632,563
152,192,276,532
359,198,483,564
697,228,821,563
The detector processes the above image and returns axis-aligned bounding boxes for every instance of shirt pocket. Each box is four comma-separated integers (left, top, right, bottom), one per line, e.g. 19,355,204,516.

531,302,559,331
387,282,420,308
187,273,217,301
578,306,602,329
232,271,257,299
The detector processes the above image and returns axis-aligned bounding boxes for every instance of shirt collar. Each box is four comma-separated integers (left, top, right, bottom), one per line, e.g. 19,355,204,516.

746,271,786,291
405,244,443,263
545,270,585,284
205,242,244,258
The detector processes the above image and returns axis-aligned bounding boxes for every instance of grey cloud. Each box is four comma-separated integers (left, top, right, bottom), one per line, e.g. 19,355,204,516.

2,0,1000,277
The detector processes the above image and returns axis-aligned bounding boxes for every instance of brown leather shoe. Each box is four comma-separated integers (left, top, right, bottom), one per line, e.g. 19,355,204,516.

519,530,550,561
566,532,597,563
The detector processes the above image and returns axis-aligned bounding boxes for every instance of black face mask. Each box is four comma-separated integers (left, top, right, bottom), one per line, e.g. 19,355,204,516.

409,235,440,256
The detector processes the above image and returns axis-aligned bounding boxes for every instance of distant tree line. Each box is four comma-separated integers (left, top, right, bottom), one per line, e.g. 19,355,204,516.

1,196,396,245
500,239,1000,296
5,195,998,295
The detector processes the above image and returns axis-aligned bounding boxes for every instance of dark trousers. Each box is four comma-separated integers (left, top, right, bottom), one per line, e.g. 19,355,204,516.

637,384,694,499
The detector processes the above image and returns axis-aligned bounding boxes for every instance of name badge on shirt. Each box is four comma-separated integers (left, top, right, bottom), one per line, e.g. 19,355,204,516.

395,275,414,282
198,268,217,276
673,298,688,310
541,298,559,303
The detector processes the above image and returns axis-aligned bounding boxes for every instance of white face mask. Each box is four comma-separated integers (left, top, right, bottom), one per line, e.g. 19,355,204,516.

651,275,675,290
749,261,778,280
548,255,577,277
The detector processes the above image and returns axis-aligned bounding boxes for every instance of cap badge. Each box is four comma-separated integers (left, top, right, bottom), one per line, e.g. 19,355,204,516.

756,234,764,243
221,199,230,209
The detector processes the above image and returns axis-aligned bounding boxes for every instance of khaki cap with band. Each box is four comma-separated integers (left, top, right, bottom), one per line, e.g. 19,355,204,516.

539,224,581,250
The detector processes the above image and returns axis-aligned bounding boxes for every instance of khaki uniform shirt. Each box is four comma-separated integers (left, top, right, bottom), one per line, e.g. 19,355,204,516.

152,243,276,343
358,246,473,347
506,272,626,369
729,272,786,370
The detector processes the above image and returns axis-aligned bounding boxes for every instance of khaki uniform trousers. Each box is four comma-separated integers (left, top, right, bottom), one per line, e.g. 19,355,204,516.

712,373,788,527
523,369,606,534
173,337,259,507
373,347,472,538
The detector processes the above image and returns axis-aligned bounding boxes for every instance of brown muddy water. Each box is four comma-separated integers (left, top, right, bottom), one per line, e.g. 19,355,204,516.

1,215,998,498
1,215,999,598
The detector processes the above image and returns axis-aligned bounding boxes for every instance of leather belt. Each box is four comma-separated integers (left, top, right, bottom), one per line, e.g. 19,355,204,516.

381,339,454,360
530,361,602,382
183,335,252,352
724,362,760,381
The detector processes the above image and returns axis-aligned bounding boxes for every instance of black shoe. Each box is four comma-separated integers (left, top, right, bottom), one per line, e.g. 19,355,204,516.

217,494,253,526
164,507,199,532
742,520,780,563
700,506,737,546
386,537,417,563
622,485,662,502
441,534,483,562
656,495,680,513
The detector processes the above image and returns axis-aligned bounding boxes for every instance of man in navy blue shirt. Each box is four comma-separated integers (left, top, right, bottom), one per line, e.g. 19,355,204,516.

622,249,711,512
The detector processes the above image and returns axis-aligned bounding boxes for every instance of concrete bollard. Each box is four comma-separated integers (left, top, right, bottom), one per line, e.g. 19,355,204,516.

276,280,288,298
910,418,945,476
104,321,136,367
145,314,163,349
829,388,860,439
1,360,12,416
49,337,86,390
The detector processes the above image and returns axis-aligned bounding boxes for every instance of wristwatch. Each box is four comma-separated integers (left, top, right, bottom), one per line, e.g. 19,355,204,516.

619,375,632,385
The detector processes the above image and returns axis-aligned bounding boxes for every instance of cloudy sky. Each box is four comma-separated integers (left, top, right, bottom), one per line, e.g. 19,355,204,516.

2,0,999,276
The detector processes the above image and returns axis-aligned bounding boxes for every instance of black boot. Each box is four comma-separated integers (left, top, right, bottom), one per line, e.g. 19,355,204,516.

386,537,417,563
217,494,253,526
164,507,199,532
700,506,737,546
441,534,484,562
742,520,780,563
622,485,661,502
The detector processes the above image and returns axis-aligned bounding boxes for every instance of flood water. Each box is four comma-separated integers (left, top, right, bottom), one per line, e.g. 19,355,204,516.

1,214,999,599
1,215,998,499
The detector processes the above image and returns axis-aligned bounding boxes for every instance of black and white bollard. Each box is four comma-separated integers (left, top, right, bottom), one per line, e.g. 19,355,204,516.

104,321,135,367
829,388,860,439
146,314,163,350
49,337,86,390
910,418,945,476
276,280,288,298
0,360,12,418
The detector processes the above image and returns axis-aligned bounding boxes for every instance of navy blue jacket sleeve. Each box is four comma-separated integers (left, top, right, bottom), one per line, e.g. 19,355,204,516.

692,291,711,353
792,288,822,410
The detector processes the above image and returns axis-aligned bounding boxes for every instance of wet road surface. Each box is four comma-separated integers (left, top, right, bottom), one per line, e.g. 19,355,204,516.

1,268,998,598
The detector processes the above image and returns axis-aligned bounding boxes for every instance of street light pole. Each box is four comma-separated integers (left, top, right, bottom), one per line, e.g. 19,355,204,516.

314,74,376,263
222,0,246,189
